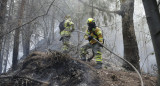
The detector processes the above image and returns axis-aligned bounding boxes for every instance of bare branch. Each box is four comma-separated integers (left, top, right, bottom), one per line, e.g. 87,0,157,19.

53,5,66,16
78,0,122,15
0,0,56,38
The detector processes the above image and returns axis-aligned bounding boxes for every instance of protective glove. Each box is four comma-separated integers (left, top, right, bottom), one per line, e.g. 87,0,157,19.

88,36,93,41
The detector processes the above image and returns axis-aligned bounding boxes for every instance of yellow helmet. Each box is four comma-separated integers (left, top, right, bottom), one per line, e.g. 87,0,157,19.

87,18,96,29
87,18,95,24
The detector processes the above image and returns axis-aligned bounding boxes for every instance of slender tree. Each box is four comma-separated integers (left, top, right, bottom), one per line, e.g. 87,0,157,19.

3,0,15,73
22,0,34,57
48,13,55,45
142,0,160,85
0,0,8,73
12,0,26,70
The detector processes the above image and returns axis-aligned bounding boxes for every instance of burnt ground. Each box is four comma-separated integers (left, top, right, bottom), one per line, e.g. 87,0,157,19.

86,61,156,86
98,69,156,86
0,51,157,86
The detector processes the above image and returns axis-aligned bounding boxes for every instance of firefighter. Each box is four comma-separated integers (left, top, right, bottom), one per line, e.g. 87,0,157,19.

80,18,103,69
59,15,74,53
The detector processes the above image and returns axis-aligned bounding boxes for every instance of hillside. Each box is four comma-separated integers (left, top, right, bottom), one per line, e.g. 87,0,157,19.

0,51,156,86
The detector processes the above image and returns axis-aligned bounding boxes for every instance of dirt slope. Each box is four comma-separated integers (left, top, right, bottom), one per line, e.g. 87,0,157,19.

0,51,156,86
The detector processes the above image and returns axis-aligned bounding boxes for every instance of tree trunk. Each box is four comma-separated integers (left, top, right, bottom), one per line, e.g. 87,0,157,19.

0,0,8,73
49,14,55,45
22,0,33,57
22,24,31,57
121,0,140,72
142,0,160,85
1,36,7,72
12,0,26,70
3,35,11,73
3,0,14,73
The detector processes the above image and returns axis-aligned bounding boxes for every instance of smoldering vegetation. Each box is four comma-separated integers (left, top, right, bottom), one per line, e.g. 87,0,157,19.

0,50,99,86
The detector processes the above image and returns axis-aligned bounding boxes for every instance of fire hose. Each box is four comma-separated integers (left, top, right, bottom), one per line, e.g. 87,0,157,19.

74,30,144,86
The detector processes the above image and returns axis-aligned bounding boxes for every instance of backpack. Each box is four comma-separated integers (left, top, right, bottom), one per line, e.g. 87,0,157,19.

59,20,65,32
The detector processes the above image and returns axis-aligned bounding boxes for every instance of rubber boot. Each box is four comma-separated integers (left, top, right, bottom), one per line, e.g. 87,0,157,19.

94,62,102,69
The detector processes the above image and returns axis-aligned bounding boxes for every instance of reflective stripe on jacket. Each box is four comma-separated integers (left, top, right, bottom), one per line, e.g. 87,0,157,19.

84,27,103,44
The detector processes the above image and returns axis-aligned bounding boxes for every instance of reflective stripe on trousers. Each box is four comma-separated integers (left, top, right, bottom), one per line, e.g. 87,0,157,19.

61,36,70,53
95,51,102,62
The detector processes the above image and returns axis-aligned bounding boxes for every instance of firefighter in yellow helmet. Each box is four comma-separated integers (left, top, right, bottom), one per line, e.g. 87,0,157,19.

80,18,103,69
59,15,74,53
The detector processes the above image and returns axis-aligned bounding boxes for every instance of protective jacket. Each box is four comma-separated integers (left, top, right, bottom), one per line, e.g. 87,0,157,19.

60,19,74,37
84,27,103,44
